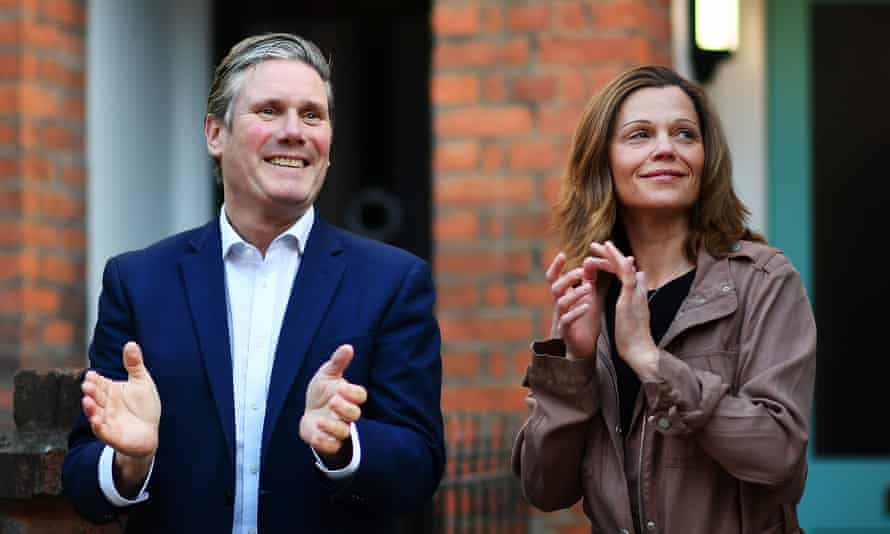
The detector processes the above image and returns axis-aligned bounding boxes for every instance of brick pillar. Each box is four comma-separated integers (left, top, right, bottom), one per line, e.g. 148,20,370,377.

431,1,671,530
0,0,87,428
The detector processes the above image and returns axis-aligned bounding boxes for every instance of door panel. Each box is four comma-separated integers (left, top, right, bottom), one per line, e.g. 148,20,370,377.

768,0,890,529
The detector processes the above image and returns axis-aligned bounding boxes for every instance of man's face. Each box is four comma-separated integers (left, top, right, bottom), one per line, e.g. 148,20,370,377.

206,59,332,224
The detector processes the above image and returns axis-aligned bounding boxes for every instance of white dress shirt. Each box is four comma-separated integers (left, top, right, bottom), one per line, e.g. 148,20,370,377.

98,205,360,534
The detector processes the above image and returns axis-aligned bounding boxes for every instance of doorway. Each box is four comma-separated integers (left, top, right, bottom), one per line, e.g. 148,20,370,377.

768,0,890,530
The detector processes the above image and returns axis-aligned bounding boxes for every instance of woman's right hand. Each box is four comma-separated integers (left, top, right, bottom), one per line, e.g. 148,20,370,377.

546,252,603,360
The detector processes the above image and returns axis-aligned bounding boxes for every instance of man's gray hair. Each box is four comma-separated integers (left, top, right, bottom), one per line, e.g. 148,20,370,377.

207,33,334,129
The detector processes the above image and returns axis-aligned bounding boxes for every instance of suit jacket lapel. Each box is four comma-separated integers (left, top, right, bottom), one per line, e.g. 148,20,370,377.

262,218,345,455
180,221,236,463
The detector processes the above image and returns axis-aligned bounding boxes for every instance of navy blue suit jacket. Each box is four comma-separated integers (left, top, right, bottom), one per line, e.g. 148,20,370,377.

62,217,445,533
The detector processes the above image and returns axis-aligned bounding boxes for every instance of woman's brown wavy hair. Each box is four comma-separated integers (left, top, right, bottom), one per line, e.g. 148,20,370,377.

554,65,764,270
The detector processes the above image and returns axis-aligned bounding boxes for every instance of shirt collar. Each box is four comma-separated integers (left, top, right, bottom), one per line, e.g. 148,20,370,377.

219,204,314,259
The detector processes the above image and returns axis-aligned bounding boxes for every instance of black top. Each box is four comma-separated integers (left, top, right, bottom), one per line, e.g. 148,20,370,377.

605,268,696,434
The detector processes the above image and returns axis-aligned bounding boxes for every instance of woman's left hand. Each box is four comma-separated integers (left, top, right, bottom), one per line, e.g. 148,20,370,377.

589,241,660,381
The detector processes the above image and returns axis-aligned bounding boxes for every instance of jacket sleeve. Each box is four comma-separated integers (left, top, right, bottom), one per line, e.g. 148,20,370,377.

511,344,600,511
344,260,446,514
642,253,816,490
62,256,145,523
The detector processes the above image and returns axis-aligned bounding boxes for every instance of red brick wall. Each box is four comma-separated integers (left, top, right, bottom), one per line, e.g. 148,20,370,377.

431,0,672,530
0,0,86,428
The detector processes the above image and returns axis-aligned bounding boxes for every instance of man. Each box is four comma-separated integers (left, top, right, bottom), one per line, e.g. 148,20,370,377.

62,33,445,533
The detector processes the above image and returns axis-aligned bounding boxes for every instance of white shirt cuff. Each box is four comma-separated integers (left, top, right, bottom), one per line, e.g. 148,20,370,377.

98,445,153,506
312,421,361,480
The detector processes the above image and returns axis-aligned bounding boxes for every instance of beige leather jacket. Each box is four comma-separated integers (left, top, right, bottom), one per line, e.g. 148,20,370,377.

513,241,816,534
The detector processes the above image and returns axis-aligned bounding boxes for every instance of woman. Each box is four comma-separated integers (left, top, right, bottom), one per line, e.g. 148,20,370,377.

512,66,815,534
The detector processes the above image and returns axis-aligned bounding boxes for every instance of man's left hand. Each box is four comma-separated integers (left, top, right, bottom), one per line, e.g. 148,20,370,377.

299,344,368,460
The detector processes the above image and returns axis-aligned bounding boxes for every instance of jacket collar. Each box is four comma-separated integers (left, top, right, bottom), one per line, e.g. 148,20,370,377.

658,244,745,349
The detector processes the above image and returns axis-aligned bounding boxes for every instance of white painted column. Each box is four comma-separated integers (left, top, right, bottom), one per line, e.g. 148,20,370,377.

86,0,213,342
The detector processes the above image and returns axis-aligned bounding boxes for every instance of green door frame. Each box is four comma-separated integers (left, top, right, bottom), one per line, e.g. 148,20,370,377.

767,0,890,528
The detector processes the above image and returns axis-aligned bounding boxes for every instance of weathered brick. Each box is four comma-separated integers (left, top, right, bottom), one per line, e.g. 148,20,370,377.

39,124,81,150
481,143,503,170
482,74,507,102
436,282,480,309
513,74,558,102
509,141,561,171
39,190,83,220
488,350,510,378
435,248,532,277
0,86,20,116
431,73,481,105
540,35,652,65
441,314,534,342
591,1,668,35
0,287,24,313
509,210,552,240
442,351,482,380
435,175,534,205
434,140,481,171
507,5,551,32
0,20,22,46
23,286,59,314
434,210,480,241
0,157,20,181
41,0,85,27
436,106,532,137
557,70,588,101
12,368,81,431
482,5,502,33
543,173,563,205
434,37,529,68
0,54,20,79
484,282,509,306
40,255,77,284
432,3,480,36
538,104,586,136
514,281,552,307
20,155,52,181
556,1,588,30
441,384,526,412
59,161,85,187
42,320,73,345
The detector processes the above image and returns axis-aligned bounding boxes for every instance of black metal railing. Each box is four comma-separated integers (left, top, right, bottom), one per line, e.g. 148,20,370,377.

431,411,529,534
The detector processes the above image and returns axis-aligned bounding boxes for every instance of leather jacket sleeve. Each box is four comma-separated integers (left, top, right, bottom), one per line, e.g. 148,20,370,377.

511,347,599,512
642,253,816,490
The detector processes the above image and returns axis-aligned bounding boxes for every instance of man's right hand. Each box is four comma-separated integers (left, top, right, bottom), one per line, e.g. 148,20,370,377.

82,341,160,494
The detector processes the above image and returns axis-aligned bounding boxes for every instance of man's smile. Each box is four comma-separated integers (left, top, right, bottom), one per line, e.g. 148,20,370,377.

267,156,308,168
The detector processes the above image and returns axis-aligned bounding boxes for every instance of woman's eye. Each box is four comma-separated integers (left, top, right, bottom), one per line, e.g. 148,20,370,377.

676,129,698,140
628,130,649,140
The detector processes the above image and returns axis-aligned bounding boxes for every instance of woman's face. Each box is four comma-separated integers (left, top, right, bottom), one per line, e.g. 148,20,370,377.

609,86,704,216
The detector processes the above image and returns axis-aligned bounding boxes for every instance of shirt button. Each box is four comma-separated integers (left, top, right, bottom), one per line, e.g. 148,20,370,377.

721,284,732,292
251,402,259,411
250,465,258,475
656,417,671,430
647,520,658,531
618,529,630,534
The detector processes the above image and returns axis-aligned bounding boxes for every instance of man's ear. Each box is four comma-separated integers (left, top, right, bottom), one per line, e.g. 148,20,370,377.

205,114,225,158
